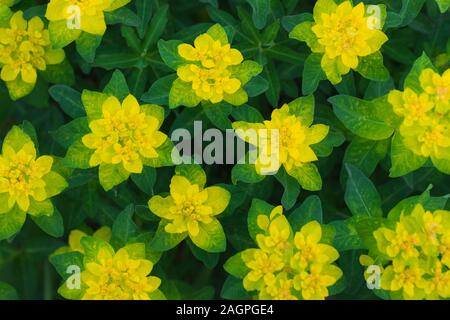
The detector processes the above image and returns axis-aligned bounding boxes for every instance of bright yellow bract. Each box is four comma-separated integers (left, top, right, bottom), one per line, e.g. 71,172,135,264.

388,68,450,161
81,246,161,300
311,1,387,71
46,0,130,36
177,33,244,103
148,175,230,237
0,11,65,85
0,142,53,212
371,204,450,299
241,207,342,300
82,94,167,174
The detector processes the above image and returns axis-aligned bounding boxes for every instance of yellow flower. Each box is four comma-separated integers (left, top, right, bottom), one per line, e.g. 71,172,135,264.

420,68,450,114
293,263,343,300
226,205,342,300
177,64,241,103
381,258,427,300
256,212,292,254
370,204,450,299
389,89,434,126
233,101,328,180
291,221,339,271
261,273,298,300
148,174,230,238
46,0,130,36
374,223,421,260
82,94,167,174
423,261,450,299
291,0,388,83
175,26,246,104
387,68,450,164
178,33,243,69
241,249,284,291
0,127,67,213
81,245,161,300
0,11,65,89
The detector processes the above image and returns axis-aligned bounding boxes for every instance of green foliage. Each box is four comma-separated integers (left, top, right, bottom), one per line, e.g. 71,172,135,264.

0,0,449,301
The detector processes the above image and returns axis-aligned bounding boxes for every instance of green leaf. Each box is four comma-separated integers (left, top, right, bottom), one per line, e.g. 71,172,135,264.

231,162,265,185
404,52,436,94
287,163,322,191
150,221,186,252
390,132,428,177
157,39,184,70
169,78,202,108
207,23,229,44
344,163,383,217
81,89,109,122
50,117,89,148
263,60,280,106
435,0,450,12
282,13,313,32
175,164,207,187
231,104,264,122
302,53,326,95
41,59,75,86
105,7,139,27
64,139,93,169
48,20,81,49
275,167,300,210
5,76,35,101
247,198,274,241
76,32,102,63
246,0,271,29
143,4,168,51
0,206,26,241
131,167,156,194
49,85,85,118
187,239,220,269
111,204,138,248
31,207,64,238
49,251,84,279
330,218,365,251
229,61,263,85
288,195,323,231
355,52,389,82
98,163,130,191
103,70,130,100
136,0,153,38
343,137,389,176
190,219,226,253
0,282,18,300
203,102,233,130
141,74,176,105
221,275,249,299
244,75,269,98
288,95,314,126
224,252,250,278
330,95,395,140
399,0,427,27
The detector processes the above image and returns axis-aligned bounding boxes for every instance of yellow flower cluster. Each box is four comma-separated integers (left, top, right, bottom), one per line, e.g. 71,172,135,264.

81,244,161,300
233,103,328,175
0,11,65,88
82,94,167,174
371,204,450,299
46,0,131,36
388,68,450,161
148,174,230,238
0,127,67,213
241,207,342,300
177,33,244,103
291,0,388,83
